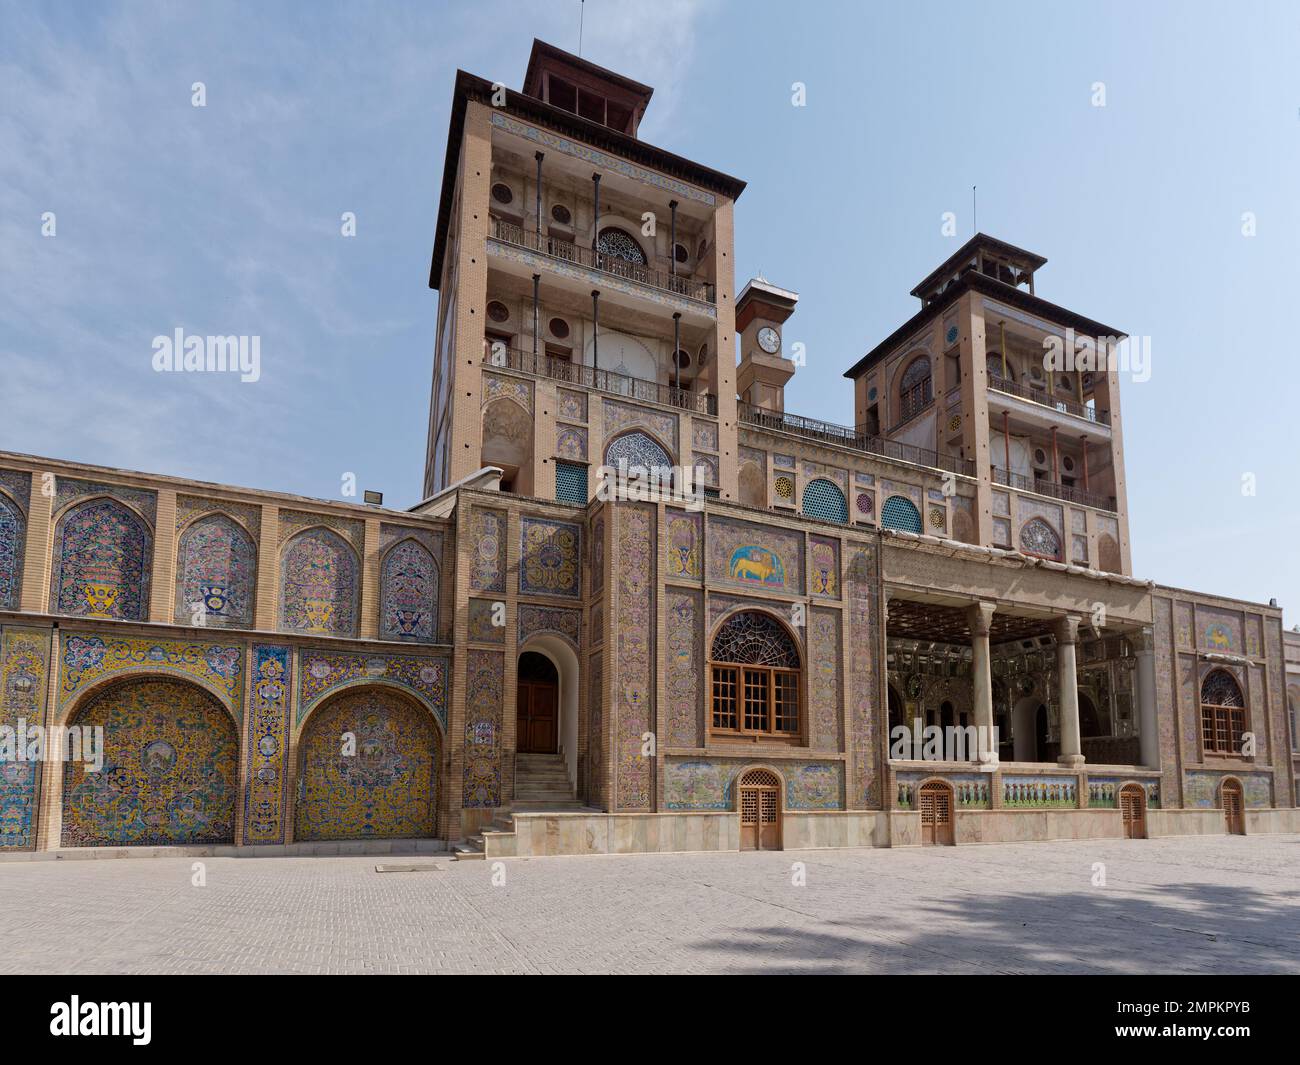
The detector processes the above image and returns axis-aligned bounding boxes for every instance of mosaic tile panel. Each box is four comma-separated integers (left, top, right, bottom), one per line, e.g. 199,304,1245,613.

518,604,581,648
0,627,50,849
895,772,992,809
468,508,506,594
846,547,879,807
242,645,292,844
558,389,587,422
692,421,718,452
665,508,701,580
1198,606,1243,655
602,399,677,454
666,590,702,747
1184,770,1272,808
462,649,503,808
707,593,803,640
0,469,32,514
800,460,848,490
809,535,839,598
279,528,359,637
62,678,238,846
810,608,842,752
278,510,364,554
707,515,803,594
175,495,261,542
739,446,766,472
59,633,244,722
773,453,795,470
50,499,152,620
175,513,257,627
379,538,439,642
590,605,604,644
1086,776,1160,809
519,517,581,598
0,488,24,610
296,649,448,729
1002,775,1078,807
664,759,844,810
615,505,654,810
482,371,533,413
295,688,438,840
54,478,156,529
556,424,588,460
467,598,505,644
591,517,604,596
589,652,603,806
694,453,718,486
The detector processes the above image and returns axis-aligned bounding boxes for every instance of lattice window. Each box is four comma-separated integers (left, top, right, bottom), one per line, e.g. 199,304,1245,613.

555,461,587,504
710,612,800,739
1019,518,1062,560
596,227,646,264
880,495,922,534
986,353,1011,380
740,768,781,789
898,356,933,422
604,431,673,485
801,478,848,523
1200,669,1247,756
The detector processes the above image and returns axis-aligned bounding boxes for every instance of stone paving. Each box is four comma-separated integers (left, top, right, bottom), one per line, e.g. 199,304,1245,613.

1,834,1297,974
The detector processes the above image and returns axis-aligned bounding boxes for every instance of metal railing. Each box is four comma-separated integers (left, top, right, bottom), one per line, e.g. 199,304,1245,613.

737,401,976,477
490,219,716,304
991,467,1116,512
483,342,717,415
987,376,1110,426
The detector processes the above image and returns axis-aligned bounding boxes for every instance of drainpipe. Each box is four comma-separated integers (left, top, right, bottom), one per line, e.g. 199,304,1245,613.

591,290,600,376
669,199,678,278
591,173,601,253
531,273,540,368
673,311,682,392
534,151,544,244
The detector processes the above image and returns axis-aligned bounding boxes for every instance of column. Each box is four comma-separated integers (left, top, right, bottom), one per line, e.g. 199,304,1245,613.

1055,615,1084,767
968,602,995,762
1135,626,1159,768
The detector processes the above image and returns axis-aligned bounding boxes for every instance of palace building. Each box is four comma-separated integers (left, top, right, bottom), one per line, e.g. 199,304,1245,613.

1,40,1297,858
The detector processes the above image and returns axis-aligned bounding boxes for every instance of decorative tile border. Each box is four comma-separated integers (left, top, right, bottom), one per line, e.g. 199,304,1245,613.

296,648,448,730
242,646,292,844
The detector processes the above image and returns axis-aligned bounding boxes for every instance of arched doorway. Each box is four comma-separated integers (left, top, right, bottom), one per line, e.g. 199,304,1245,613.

1119,783,1146,839
737,767,782,850
516,651,559,754
919,780,955,846
61,677,239,846
295,687,439,841
1221,778,1245,835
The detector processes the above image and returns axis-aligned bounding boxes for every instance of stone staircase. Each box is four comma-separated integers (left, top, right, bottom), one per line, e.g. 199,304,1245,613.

452,753,582,860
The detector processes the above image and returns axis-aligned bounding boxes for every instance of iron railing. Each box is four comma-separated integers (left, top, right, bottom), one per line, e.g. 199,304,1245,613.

987,376,1110,426
490,219,716,305
483,342,717,415
737,401,976,477
991,467,1116,512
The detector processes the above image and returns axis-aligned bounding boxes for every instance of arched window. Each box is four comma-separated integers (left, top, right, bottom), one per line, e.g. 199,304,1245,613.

880,495,923,534
604,431,673,488
1019,518,1062,560
596,227,646,265
709,611,801,739
898,355,932,421
986,353,1013,381
1200,670,1246,756
801,478,848,522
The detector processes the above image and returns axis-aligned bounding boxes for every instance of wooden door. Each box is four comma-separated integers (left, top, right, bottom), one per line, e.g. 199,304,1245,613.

1119,784,1146,839
738,770,781,851
919,782,954,846
516,681,557,753
1223,781,1244,835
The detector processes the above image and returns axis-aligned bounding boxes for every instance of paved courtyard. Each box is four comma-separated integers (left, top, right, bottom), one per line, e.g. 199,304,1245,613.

1,835,1297,974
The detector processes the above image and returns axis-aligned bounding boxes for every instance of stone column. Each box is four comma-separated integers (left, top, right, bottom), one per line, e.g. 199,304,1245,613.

1055,615,1084,767
968,602,995,762
1135,626,1159,768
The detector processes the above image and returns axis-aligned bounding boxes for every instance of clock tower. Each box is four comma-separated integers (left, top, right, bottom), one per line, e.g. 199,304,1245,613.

735,277,799,413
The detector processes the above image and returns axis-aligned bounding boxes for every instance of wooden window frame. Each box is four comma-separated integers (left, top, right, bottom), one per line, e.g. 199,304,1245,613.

708,662,802,744
1199,669,1249,759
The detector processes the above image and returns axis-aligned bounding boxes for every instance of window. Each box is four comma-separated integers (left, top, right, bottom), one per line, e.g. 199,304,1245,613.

880,495,922,534
550,203,572,226
801,478,848,522
898,356,933,422
1200,669,1246,756
987,352,1012,381
555,461,587,504
490,183,513,205
1019,518,1062,560
596,227,646,265
709,611,801,740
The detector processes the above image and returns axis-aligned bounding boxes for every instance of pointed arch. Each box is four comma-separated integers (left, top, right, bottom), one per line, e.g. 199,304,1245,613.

0,489,24,610
50,497,152,619
1019,518,1062,560
175,512,257,626
379,537,440,642
279,526,359,636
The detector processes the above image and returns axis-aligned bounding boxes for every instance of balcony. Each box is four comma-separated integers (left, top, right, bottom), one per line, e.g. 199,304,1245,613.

991,467,1116,513
490,219,716,305
987,375,1110,426
484,343,717,416
888,380,934,433
738,401,976,477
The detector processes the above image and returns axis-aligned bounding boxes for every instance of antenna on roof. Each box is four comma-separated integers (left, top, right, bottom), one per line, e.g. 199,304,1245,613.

579,0,585,57
972,185,977,235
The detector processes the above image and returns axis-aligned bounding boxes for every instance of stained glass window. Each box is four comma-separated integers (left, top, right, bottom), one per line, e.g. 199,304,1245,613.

710,611,800,738
1019,518,1062,560
900,356,931,392
596,228,647,264
711,611,800,668
1200,670,1246,755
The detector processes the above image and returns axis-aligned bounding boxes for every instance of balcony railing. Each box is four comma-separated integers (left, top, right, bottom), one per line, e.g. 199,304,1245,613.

484,343,717,415
991,467,1116,512
987,375,1110,426
490,219,716,305
737,401,976,477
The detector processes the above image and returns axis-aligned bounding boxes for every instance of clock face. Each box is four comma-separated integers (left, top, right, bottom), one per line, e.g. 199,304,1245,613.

757,326,780,354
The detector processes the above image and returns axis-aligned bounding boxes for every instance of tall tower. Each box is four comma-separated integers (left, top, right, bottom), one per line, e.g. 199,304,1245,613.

423,40,746,502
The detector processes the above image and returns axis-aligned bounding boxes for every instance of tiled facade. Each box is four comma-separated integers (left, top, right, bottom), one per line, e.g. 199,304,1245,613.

1,40,1295,857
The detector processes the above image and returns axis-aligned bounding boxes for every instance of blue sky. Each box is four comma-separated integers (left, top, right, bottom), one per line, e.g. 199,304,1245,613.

2,0,1297,622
